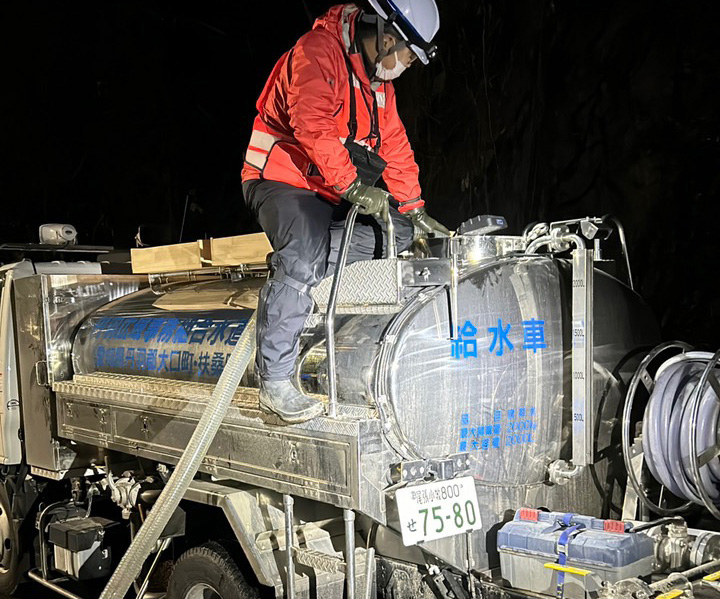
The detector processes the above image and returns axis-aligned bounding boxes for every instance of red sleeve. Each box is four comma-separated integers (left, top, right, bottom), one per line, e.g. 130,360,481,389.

286,31,358,193
378,85,424,212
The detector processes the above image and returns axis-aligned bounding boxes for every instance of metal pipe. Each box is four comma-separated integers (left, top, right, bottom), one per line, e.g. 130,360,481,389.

650,558,720,593
28,569,85,599
449,238,459,340
326,205,360,418
344,509,357,599
364,547,375,599
602,214,634,291
525,235,554,254
283,494,296,599
135,538,171,599
467,530,477,598
526,233,585,254
383,207,397,259
630,517,686,533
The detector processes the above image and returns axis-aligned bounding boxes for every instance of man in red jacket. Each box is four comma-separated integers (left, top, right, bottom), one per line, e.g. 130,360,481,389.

242,0,447,423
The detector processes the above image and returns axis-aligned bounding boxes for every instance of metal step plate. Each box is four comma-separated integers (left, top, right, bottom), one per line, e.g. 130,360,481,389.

311,259,401,314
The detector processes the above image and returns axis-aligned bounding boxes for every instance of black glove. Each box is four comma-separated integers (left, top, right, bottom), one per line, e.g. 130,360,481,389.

341,178,390,217
406,207,451,236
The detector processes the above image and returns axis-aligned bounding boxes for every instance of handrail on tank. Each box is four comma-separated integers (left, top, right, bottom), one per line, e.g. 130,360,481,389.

147,264,268,295
385,205,397,260
325,203,397,418
528,215,635,291
601,214,635,291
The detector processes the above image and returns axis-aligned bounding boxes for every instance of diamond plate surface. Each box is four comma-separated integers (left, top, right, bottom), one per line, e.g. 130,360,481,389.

311,259,400,312
53,372,376,435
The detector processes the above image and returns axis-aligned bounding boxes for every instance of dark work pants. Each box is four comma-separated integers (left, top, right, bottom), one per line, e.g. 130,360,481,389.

243,179,413,381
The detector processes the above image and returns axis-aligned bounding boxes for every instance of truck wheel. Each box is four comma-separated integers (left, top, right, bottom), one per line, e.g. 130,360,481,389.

0,484,20,595
167,542,260,599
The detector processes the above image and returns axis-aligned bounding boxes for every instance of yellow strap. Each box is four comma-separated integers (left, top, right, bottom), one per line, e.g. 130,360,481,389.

656,590,684,599
543,563,591,577
703,570,720,582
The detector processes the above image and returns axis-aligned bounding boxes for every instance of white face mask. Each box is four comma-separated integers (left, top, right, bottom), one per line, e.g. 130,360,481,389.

375,51,407,81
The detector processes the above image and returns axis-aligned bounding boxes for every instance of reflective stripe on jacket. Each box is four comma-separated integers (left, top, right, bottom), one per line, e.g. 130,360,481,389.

241,3,424,213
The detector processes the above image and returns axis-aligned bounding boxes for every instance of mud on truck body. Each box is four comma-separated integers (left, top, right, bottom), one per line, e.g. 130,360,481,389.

1,214,719,599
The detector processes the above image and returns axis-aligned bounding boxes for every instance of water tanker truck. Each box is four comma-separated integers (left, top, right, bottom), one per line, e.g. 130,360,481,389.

0,214,718,599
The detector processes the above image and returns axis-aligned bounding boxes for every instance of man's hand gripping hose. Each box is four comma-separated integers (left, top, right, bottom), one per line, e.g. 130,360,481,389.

99,315,257,599
342,177,451,244
341,177,390,218
341,176,397,256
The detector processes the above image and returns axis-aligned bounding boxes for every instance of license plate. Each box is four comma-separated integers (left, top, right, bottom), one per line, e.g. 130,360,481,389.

395,476,482,546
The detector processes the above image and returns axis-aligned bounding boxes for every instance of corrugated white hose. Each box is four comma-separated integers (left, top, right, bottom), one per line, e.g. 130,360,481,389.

99,314,256,599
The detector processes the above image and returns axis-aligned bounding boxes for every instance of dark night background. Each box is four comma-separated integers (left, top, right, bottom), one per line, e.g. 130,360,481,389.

1,0,718,346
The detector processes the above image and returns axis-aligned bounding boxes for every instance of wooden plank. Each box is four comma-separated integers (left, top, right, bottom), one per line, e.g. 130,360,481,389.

209,232,272,266
130,240,207,274
129,232,272,274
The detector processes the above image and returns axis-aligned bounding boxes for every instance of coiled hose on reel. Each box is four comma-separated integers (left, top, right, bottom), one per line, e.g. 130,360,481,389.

99,314,256,599
624,344,720,520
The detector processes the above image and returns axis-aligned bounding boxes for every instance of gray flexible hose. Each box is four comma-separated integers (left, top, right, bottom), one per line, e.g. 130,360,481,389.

642,353,720,508
99,314,256,599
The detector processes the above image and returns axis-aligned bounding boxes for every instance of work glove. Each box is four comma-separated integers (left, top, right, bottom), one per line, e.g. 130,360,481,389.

406,207,451,236
341,178,390,217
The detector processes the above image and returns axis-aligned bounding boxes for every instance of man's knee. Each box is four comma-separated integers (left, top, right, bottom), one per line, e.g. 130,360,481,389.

394,212,415,253
271,237,330,288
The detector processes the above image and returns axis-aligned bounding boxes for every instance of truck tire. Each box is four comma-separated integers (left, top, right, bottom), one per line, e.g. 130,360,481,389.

0,483,20,595
166,542,260,599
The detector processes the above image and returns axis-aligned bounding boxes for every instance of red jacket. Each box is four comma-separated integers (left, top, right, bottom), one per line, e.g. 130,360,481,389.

241,4,423,213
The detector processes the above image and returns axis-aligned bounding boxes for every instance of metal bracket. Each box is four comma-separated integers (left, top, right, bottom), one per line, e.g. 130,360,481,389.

390,453,471,484
698,443,720,468
400,259,452,287
621,438,645,520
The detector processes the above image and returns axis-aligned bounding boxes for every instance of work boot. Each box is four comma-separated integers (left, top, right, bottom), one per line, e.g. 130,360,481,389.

258,379,324,423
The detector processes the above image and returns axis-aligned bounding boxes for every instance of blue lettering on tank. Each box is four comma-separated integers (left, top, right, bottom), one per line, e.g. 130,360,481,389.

459,405,540,451
451,321,478,359
488,319,513,356
522,318,547,352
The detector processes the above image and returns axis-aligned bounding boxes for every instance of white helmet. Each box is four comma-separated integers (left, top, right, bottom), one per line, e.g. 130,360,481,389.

367,0,440,65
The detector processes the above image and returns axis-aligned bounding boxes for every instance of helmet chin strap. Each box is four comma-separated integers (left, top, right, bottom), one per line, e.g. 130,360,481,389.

371,11,406,79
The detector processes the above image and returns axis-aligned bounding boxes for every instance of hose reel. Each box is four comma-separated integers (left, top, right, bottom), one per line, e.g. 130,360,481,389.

623,342,720,520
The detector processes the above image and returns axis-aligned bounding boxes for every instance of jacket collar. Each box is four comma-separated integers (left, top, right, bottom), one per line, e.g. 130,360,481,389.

313,4,382,91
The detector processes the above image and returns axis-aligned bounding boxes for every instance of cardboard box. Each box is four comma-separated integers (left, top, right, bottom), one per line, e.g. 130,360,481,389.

130,240,208,274
209,233,272,266
130,233,272,274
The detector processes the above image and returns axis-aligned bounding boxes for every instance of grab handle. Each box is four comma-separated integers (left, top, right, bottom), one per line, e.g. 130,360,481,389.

325,205,360,417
